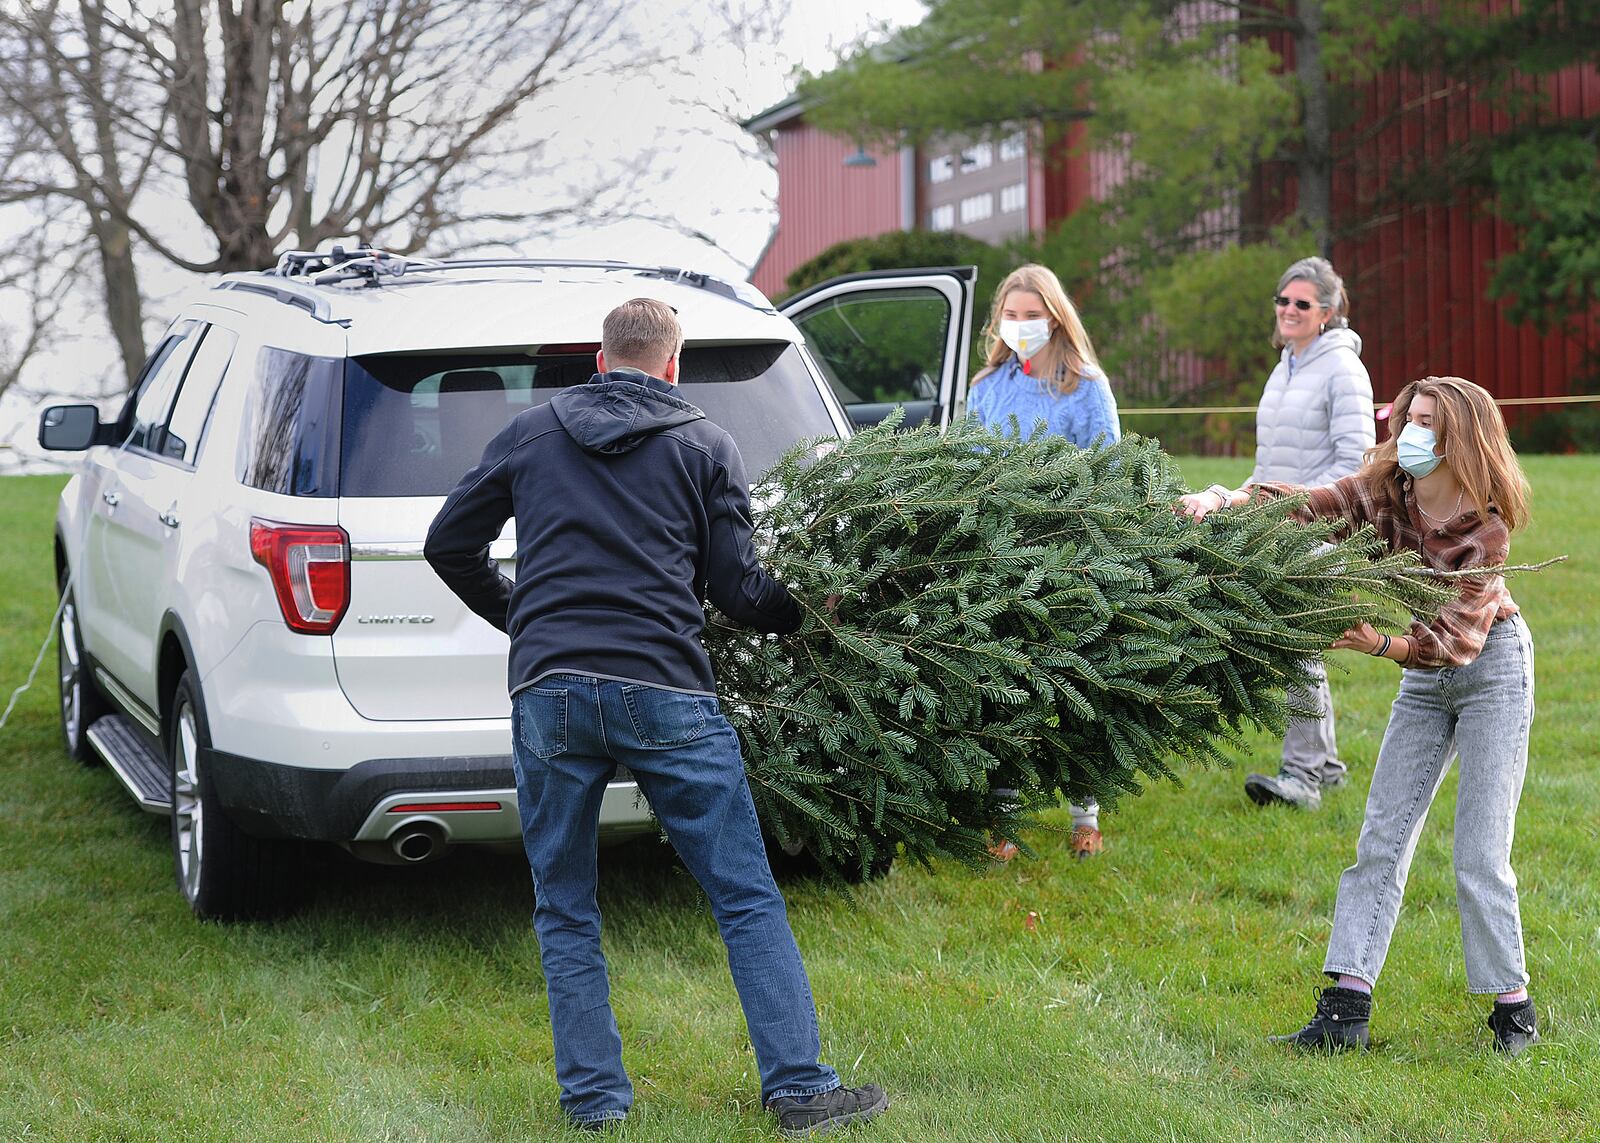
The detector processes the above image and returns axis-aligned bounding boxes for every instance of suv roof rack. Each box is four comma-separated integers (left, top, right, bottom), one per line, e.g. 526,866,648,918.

214,245,774,314
435,258,771,310
269,244,441,286
212,276,338,321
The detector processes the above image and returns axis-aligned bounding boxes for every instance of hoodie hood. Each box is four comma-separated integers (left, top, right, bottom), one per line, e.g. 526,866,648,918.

551,372,705,455
1286,326,1363,367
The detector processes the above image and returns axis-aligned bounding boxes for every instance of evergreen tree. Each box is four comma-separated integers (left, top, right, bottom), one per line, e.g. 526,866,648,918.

704,417,1452,879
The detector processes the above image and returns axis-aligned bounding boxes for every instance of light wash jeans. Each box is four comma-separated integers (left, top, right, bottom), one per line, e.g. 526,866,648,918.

511,674,840,1127
1281,658,1347,785
1323,615,1534,993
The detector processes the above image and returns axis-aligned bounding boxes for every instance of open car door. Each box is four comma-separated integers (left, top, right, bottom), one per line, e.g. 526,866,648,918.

779,266,976,430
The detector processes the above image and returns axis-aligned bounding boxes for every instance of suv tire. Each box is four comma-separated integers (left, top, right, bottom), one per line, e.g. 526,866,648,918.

57,573,109,765
168,670,302,920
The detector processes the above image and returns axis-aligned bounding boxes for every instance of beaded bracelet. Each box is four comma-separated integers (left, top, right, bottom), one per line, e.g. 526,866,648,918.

1372,634,1392,658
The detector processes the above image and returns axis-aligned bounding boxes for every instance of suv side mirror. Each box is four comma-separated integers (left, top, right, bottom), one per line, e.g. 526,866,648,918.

38,405,102,451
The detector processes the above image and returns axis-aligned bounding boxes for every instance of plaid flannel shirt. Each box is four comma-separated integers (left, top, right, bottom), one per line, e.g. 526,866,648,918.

1250,473,1519,669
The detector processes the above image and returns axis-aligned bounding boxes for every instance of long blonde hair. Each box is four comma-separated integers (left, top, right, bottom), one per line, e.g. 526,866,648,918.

1363,376,1530,531
972,264,1101,397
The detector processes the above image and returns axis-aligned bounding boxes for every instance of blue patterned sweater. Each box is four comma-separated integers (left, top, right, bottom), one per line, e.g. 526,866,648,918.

966,356,1121,448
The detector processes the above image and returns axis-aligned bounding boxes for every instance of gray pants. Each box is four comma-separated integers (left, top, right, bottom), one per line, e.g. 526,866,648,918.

1323,616,1534,993
1281,658,1345,785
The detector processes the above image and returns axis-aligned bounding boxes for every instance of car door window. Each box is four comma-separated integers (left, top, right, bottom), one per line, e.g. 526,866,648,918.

789,287,951,421
125,322,206,452
780,269,981,432
158,327,238,464
237,346,344,497
105,332,181,444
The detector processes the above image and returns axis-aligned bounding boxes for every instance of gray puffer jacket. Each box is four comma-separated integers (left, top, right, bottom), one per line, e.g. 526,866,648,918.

1250,327,1375,486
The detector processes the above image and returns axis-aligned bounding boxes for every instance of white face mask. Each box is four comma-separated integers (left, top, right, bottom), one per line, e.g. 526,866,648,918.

998,318,1052,362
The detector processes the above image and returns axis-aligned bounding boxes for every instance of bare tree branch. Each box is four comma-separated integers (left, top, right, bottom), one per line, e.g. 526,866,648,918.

0,0,677,387
0,207,93,402
1402,556,1569,580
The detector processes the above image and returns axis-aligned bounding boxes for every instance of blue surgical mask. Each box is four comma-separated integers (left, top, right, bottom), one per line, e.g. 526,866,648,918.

1396,422,1443,478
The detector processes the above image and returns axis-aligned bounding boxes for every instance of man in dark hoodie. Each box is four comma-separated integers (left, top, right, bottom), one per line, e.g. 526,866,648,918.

424,298,887,1136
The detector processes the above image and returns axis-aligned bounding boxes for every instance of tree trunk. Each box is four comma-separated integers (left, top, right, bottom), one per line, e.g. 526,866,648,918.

1295,0,1333,256
80,1,147,386
92,213,149,389
213,222,279,274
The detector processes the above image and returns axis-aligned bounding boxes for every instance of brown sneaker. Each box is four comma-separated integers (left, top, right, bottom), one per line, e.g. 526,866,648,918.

1070,826,1103,859
988,839,1020,863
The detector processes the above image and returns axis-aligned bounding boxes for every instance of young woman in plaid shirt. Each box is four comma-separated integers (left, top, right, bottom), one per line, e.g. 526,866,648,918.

1179,376,1540,1057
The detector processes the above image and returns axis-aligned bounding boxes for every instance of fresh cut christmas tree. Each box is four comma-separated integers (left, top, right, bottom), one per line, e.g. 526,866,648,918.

702,415,1454,879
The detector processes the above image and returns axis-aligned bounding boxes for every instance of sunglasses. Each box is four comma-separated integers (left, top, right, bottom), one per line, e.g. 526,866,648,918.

1273,295,1316,311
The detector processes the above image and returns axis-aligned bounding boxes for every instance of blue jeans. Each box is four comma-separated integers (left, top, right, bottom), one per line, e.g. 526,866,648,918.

511,674,840,1126
1323,616,1535,993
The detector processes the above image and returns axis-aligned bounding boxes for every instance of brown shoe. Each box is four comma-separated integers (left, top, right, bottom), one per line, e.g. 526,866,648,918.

988,839,1020,862
1070,826,1103,859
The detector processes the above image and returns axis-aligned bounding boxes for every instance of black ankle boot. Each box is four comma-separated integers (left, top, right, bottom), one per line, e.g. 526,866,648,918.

1270,985,1372,1052
1488,998,1539,1058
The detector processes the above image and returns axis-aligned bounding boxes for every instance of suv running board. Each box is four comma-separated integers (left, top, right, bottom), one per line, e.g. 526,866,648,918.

86,715,171,813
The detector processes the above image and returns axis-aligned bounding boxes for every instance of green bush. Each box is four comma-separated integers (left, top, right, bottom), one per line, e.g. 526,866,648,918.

1509,402,1600,453
1149,226,1315,388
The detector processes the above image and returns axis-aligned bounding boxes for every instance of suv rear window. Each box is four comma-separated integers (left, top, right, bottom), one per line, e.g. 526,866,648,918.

338,342,837,497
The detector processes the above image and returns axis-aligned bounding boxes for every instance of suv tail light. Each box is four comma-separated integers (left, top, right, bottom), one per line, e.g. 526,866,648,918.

250,519,350,635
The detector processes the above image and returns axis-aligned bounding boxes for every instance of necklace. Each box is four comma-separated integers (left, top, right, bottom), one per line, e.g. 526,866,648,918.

1416,486,1465,524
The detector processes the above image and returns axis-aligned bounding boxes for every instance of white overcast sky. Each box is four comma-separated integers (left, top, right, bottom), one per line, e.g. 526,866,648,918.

528,0,928,279
0,0,925,469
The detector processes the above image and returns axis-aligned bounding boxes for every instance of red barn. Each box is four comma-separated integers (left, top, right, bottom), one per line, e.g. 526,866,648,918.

744,95,1080,300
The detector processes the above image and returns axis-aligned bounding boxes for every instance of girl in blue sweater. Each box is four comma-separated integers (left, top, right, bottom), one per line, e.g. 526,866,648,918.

967,264,1121,861
967,264,1120,454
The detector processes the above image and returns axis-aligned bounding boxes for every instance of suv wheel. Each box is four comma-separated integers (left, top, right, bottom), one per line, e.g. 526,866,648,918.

57,576,109,764
168,670,301,920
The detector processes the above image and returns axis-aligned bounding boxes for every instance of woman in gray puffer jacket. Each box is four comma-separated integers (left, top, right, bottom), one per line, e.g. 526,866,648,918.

1243,257,1374,811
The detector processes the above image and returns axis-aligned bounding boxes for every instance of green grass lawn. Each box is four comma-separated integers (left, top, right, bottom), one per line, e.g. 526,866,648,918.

2,459,1596,1142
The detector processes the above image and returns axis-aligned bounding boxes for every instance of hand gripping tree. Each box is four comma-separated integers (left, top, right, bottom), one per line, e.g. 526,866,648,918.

703,416,1454,880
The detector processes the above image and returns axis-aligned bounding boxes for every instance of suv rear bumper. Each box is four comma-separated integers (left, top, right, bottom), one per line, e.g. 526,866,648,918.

204,748,654,845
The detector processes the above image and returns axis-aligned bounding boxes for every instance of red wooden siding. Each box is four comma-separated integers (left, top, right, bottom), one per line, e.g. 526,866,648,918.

749,121,904,300
1255,37,1600,410
1028,125,1092,234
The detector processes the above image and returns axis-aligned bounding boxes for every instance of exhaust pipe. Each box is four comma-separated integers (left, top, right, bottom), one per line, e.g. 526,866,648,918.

390,824,443,863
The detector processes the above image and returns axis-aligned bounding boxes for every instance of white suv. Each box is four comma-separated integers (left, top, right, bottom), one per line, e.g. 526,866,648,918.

40,248,974,919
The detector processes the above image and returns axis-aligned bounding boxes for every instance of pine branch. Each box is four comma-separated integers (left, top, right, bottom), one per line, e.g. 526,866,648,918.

707,421,1461,880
